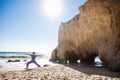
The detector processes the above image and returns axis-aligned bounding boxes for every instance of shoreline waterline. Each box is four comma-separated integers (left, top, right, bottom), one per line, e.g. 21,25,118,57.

0,52,104,71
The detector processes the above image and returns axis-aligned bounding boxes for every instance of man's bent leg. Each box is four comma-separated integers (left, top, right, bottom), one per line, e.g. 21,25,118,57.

34,61,40,67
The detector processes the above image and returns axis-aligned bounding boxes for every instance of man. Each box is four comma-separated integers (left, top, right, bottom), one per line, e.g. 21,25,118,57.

25,52,40,69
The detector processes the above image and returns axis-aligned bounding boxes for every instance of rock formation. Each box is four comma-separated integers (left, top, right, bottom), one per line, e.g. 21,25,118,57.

7,60,20,62
50,0,120,71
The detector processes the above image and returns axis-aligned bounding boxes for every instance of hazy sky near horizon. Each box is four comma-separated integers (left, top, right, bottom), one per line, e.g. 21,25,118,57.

0,0,86,54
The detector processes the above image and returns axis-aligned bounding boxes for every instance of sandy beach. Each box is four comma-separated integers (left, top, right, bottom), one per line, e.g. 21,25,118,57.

0,64,120,80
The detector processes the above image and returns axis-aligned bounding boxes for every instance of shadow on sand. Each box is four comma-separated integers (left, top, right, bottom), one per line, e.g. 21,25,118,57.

60,62,120,78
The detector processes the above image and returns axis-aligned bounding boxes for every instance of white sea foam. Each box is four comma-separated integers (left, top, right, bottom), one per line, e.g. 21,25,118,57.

0,56,57,71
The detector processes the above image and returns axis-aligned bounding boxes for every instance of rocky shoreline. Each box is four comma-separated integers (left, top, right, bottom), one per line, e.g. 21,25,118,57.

0,64,119,80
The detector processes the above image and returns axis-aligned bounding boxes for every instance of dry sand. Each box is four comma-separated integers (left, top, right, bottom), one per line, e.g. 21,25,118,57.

0,64,120,80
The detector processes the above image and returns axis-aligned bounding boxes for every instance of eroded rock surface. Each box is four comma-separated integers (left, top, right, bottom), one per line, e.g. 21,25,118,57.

50,0,120,71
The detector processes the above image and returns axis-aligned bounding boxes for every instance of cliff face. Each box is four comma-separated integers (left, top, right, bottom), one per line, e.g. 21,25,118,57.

50,0,120,71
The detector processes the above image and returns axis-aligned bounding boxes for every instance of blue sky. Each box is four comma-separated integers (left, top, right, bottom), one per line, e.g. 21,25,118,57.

0,0,86,54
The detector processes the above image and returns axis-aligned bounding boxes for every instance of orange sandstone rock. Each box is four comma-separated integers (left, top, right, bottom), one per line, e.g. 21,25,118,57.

50,0,120,71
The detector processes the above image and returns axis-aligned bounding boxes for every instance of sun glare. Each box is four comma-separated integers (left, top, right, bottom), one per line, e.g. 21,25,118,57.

43,0,63,19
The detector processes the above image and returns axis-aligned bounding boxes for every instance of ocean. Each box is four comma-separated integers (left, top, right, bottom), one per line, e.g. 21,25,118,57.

0,52,55,71
0,52,31,58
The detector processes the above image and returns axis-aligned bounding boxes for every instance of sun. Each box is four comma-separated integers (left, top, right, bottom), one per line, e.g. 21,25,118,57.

43,0,63,19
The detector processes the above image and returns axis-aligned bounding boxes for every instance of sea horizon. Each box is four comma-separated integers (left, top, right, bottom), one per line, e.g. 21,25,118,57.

0,52,46,59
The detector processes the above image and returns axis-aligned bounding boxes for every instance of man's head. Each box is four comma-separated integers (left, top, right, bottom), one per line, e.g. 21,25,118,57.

33,52,35,54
